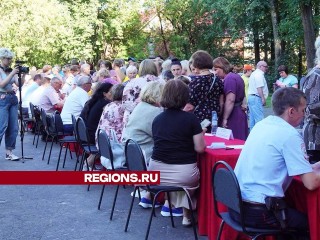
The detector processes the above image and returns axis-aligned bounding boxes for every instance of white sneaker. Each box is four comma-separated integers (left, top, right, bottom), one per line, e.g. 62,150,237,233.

5,153,20,161
131,189,147,198
82,165,92,171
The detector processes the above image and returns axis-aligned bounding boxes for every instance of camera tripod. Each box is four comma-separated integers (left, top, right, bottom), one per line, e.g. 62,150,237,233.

17,71,33,162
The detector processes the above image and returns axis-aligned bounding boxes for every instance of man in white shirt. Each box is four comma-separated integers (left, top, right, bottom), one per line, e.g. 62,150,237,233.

247,61,269,130
60,75,91,133
232,87,320,234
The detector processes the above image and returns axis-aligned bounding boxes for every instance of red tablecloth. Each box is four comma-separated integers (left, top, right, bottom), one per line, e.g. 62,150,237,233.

285,178,320,240
197,135,245,240
198,135,320,240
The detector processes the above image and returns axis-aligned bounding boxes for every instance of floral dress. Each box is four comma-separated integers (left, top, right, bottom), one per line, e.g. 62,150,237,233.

95,101,124,146
121,74,165,126
189,73,224,123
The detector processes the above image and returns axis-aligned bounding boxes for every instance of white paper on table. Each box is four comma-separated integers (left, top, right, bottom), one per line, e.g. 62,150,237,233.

204,133,213,136
215,127,234,140
207,142,226,149
226,145,244,149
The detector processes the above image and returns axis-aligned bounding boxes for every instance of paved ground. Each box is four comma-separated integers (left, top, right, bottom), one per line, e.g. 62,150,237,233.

0,107,274,240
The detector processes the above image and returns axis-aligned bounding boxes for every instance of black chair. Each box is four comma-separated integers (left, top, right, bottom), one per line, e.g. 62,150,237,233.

124,139,198,240
97,129,127,220
212,160,298,240
29,103,42,148
53,112,78,171
74,117,99,171
40,109,58,164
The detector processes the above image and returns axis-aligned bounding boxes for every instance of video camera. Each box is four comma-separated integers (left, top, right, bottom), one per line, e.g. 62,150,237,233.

15,60,29,74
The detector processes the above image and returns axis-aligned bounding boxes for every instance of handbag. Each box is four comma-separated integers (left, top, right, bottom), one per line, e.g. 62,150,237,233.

101,129,126,170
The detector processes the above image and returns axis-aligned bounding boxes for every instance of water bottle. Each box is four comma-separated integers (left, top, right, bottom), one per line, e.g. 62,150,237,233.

211,111,218,135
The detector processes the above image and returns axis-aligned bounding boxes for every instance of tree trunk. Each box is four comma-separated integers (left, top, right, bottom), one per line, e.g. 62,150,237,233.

269,0,281,67
157,10,170,58
253,29,260,65
300,2,316,69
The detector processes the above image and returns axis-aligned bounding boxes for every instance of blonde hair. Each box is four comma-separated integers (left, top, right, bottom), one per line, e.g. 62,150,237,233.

140,81,164,105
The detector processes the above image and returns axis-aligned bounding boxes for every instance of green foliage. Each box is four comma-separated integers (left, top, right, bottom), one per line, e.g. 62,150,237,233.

0,0,318,69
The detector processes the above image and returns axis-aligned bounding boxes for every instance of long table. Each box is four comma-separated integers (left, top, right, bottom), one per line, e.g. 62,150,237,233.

285,178,320,240
197,135,320,240
197,135,245,240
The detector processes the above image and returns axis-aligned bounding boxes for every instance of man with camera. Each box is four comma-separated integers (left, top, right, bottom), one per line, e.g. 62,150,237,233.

230,87,320,238
0,48,26,161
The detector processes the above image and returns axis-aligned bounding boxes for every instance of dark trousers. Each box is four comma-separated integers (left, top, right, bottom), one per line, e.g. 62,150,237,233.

229,202,309,238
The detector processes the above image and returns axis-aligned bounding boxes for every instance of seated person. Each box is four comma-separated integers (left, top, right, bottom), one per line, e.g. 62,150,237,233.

122,81,164,165
21,73,42,117
142,80,206,227
30,74,51,107
80,82,113,143
274,65,298,90
60,75,91,133
123,65,138,83
231,87,320,234
38,77,65,113
96,84,125,144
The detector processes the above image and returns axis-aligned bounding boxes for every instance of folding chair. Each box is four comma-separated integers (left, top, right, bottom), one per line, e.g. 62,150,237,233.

124,139,198,240
74,117,99,171
29,103,42,148
40,109,58,164
97,129,126,220
53,112,78,171
212,160,298,240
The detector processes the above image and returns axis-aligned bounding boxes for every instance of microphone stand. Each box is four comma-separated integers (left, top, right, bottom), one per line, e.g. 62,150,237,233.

18,71,33,162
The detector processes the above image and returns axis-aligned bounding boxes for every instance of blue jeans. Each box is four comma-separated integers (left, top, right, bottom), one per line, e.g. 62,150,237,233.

0,94,19,150
248,95,264,131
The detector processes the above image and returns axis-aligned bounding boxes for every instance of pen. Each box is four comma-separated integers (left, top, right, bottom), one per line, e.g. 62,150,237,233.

226,147,234,150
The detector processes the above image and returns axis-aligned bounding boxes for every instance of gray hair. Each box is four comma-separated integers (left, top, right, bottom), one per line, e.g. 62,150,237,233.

126,65,138,75
50,77,61,83
0,48,14,59
315,36,320,65
76,75,91,86
80,63,90,73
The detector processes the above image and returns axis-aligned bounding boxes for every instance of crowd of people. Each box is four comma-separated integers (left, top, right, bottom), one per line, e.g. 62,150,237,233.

0,35,320,232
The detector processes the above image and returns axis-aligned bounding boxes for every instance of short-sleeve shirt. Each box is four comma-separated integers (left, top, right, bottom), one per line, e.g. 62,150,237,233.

95,101,124,145
248,69,269,99
38,86,62,113
234,116,312,204
278,75,298,87
122,74,165,126
188,74,224,122
61,86,89,124
151,109,203,164
0,70,15,92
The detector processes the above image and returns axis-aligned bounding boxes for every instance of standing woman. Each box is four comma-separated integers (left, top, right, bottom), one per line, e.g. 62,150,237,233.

0,48,25,160
213,57,248,140
184,50,224,131
303,36,320,159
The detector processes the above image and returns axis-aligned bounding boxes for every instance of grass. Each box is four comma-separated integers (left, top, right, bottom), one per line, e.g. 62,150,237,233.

265,94,272,108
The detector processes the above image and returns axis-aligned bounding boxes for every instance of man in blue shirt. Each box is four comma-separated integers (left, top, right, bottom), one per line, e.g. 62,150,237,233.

232,87,320,233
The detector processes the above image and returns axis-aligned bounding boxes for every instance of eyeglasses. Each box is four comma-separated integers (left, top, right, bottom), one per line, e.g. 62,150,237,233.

261,65,268,68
